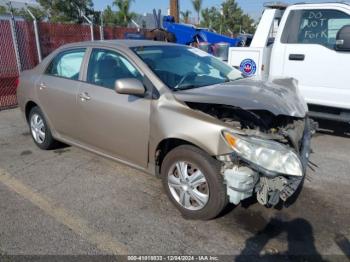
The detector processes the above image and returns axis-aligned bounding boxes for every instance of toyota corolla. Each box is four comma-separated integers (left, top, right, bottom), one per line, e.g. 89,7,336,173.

17,40,314,220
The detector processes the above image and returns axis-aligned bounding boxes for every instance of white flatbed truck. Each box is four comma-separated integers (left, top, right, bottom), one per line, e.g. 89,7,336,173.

228,2,350,123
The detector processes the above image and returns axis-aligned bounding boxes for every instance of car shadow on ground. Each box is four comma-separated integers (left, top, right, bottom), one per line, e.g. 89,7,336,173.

235,217,326,262
314,119,350,138
334,234,350,260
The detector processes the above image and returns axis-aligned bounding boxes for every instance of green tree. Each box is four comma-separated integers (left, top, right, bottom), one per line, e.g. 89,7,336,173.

113,0,136,27
37,0,95,23
103,5,118,25
240,14,255,34
221,0,255,34
200,0,255,34
15,6,47,21
200,7,221,30
0,4,47,21
180,10,191,24
0,5,7,15
191,0,202,24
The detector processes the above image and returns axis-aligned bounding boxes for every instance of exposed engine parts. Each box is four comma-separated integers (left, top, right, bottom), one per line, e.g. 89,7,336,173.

209,103,313,208
186,102,275,131
256,176,288,206
222,163,297,207
223,166,258,205
186,102,307,151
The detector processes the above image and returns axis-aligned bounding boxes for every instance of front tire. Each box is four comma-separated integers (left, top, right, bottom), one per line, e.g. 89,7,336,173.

161,145,228,220
28,106,57,150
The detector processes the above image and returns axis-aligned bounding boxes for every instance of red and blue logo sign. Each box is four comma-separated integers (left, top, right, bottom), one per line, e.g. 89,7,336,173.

239,59,257,77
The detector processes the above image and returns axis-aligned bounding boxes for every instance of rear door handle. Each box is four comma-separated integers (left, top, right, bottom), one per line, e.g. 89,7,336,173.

39,82,47,90
289,54,305,61
79,92,91,101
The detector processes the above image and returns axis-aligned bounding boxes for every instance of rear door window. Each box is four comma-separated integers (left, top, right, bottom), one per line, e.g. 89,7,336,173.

46,49,86,80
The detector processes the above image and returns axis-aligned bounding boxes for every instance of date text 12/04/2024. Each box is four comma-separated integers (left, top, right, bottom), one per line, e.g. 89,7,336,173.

127,256,219,261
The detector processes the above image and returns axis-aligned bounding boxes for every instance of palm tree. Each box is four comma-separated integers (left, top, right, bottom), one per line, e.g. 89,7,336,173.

0,6,7,15
103,5,118,25
180,10,191,24
113,0,135,27
191,0,202,25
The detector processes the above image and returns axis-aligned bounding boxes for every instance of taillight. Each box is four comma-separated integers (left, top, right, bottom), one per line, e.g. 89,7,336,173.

15,78,20,89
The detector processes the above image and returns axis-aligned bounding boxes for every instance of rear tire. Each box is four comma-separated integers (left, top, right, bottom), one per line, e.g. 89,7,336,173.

161,145,228,220
28,106,58,150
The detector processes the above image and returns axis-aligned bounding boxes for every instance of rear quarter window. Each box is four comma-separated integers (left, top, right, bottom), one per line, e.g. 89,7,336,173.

45,48,86,80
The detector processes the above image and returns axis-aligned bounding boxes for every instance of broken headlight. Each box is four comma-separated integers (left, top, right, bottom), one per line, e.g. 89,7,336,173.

222,131,303,177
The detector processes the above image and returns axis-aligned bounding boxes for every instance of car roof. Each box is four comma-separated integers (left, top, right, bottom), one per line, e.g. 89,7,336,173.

60,39,180,50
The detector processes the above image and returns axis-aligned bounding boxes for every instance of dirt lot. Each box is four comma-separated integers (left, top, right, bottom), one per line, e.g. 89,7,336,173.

0,108,349,260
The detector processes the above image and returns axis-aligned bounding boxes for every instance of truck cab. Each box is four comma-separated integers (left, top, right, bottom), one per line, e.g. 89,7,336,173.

228,2,350,122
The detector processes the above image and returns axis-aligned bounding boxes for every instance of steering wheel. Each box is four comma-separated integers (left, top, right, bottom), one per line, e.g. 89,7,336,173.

175,72,197,89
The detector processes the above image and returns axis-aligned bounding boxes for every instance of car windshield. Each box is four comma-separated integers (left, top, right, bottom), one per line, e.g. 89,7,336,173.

131,45,243,90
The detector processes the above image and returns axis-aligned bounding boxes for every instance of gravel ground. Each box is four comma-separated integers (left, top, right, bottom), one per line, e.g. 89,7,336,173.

0,108,349,260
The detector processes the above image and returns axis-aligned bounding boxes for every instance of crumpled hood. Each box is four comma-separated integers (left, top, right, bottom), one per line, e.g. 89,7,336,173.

173,78,308,118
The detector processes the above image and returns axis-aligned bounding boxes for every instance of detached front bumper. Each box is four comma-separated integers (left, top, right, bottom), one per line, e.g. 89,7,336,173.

279,118,312,201
219,118,314,207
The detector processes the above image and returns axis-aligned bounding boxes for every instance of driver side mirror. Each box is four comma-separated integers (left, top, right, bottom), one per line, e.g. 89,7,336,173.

115,78,145,96
335,25,350,51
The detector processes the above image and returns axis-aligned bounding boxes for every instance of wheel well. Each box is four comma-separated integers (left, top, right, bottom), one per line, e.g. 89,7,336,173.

155,138,197,176
25,101,38,122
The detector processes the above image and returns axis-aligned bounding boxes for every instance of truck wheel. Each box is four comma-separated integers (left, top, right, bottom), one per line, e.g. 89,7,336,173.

152,28,167,41
161,145,228,220
28,106,57,150
165,32,176,43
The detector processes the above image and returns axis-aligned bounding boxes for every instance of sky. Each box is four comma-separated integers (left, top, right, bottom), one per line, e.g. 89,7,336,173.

93,0,335,20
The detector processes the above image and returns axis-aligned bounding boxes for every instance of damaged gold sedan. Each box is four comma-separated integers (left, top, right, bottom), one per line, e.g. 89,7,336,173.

17,40,314,220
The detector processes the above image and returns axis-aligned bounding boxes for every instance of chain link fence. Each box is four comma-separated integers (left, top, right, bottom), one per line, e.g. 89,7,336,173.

0,19,18,109
39,23,93,57
0,16,140,110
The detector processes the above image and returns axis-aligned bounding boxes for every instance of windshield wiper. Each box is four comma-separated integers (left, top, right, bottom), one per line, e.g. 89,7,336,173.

174,85,198,91
225,77,245,83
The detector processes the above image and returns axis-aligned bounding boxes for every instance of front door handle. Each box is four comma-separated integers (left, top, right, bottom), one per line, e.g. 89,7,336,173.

289,54,305,61
79,92,91,101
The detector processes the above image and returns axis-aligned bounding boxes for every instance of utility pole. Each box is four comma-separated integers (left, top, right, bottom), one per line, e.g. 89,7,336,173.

170,0,179,23
100,9,104,40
